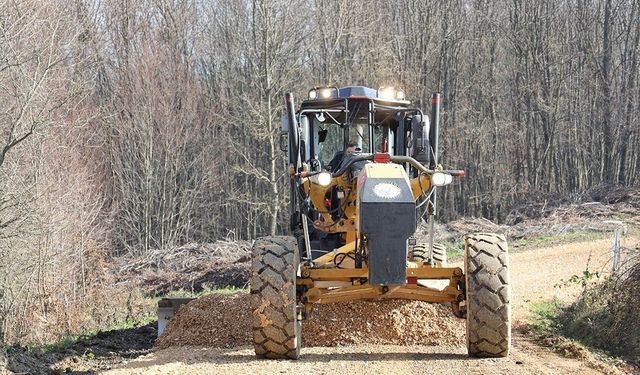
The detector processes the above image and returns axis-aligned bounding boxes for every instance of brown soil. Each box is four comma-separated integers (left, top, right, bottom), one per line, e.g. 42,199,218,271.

155,294,251,349
5,323,157,374
303,300,463,347
156,296,464,350
104,341,607,375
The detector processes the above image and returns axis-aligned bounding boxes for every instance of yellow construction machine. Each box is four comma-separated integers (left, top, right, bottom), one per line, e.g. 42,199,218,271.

251,86,511,359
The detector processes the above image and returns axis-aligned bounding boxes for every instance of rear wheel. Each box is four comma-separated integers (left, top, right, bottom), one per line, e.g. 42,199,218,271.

464,233,511,357
410,242,447,266
250,236,301,359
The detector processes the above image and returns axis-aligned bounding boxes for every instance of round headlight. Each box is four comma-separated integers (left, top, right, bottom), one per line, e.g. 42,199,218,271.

396,90,405,100
444,174,453,185
308,89,317,99
431,172,448,186
317,171,332,186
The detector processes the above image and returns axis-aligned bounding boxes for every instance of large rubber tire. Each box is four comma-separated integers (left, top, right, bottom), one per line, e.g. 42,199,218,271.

250,236,301,359
464,233,511,358
410,243,447,266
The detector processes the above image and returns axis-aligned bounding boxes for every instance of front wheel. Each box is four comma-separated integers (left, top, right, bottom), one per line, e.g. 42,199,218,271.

409,242,447,266
250,236,301,359
464,233,511,357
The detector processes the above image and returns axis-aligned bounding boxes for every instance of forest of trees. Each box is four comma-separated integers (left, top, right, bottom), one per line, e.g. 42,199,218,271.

1,0,638,345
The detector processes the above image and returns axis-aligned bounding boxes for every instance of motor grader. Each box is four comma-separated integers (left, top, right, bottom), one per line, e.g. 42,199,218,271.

250,86,511,359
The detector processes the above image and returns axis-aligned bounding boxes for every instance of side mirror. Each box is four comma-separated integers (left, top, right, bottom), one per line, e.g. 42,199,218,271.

279,132,288,152
318,129,328,143
281,115,289,132
410,115,430,163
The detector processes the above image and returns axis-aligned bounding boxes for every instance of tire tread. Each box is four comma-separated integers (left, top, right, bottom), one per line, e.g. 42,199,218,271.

465,233,511,358
251,236,301,359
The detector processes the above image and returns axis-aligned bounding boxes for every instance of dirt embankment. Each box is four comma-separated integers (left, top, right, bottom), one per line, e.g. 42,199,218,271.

112,241,252,295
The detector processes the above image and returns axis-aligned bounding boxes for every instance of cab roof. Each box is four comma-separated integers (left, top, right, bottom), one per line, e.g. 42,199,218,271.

300,86,412,110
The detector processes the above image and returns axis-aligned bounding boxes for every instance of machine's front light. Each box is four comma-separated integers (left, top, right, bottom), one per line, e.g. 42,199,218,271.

317,171,332,186
308,89,317,99
379,87,395,99
320,88,333,99
431,172,452,186
444,174,453,185
377,86,406,100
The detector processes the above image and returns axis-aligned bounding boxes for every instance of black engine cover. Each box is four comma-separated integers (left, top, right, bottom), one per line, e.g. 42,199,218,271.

358,163,416,285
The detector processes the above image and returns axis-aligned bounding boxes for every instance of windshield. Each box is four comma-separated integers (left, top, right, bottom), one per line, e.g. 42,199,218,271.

316,123,343,166
349,121,394,154
310,115,398,170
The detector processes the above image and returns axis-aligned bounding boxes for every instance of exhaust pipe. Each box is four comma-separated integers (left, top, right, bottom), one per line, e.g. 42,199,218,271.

284,93,312,261
284,93,300,168
427,92,441,264
429,92,441,169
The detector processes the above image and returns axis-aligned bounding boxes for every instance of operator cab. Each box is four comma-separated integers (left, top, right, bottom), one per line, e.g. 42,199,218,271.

292,86,421,177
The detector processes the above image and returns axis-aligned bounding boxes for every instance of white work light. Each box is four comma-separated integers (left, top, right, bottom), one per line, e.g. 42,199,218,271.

379,87,395,99
377,86,406,100
320,88,333,99
431,172,453,187
317,171,332,186
308,86,338,100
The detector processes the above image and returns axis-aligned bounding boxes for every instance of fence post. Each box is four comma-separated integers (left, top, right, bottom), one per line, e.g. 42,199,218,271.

612,227,621,275
603,220,626,275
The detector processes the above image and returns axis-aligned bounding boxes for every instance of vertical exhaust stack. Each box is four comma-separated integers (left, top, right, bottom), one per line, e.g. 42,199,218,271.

429,92,441,169
427,92,441,263
285,93,300,232
284,93,300,168
285,93,313,260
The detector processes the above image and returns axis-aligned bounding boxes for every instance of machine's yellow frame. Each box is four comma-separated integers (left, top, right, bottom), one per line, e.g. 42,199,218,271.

294,163,467,317
296,240,466,317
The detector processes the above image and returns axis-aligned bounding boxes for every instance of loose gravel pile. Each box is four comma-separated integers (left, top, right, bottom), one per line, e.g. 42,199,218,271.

155,294,251,349
155,293,465,349
302,298,465,347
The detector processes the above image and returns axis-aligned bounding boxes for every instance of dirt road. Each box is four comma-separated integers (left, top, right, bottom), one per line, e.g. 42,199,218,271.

105,237,629,375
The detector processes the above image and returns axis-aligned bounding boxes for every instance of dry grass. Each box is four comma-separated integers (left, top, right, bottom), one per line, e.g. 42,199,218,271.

529,247,640,371
564,260,640,362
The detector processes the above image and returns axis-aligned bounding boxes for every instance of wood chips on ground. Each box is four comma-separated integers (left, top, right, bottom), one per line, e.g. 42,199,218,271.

155,293,465,349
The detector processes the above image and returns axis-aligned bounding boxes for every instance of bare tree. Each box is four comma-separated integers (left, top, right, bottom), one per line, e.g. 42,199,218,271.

1,0,640,347
0,0,101,344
